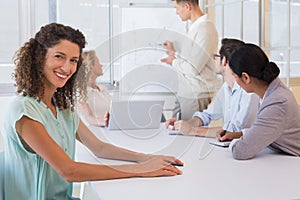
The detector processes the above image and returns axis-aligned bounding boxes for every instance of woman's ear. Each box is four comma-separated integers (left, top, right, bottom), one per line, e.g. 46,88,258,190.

222,57,227,67
241,72,251,84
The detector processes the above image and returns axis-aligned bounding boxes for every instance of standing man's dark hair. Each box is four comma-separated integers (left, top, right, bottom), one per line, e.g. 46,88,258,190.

174,0,199,6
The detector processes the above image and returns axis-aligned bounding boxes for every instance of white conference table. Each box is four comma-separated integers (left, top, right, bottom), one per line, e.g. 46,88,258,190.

76,125,300,200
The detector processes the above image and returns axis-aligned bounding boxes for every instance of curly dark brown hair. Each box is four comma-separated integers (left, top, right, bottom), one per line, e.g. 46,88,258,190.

13,23,87,111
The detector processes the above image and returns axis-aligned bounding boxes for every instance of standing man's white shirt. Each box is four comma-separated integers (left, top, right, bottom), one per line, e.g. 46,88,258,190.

172,14,220,120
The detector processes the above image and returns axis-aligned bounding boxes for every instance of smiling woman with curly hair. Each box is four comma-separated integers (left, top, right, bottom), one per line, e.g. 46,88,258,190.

3,23,183,200
14,23,87,110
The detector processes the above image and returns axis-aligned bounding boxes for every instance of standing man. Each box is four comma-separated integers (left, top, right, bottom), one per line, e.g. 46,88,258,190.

161,0,220,120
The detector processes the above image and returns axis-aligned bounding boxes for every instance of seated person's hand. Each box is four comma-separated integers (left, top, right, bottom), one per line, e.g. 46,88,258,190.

165,117,177,130
95,112,110,127
143,154,184,166
174,120,193,135
104,111,110,127
136,156,183,177
217,130,242,142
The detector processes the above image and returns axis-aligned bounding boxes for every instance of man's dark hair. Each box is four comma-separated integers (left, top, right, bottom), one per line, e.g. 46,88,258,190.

219,38,245,62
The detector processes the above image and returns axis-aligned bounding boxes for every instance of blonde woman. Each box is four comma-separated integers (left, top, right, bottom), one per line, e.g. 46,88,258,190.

76,50,111,126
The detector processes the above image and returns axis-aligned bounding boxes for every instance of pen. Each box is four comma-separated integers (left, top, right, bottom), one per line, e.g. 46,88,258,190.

170,162,184,167
220,121,230,137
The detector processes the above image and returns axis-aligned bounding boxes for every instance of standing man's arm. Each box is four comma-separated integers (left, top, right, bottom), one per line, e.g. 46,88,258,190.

161,41,176,65
172,22,218,76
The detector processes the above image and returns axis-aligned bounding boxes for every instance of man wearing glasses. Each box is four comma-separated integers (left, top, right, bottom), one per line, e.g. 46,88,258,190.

166,38,259,138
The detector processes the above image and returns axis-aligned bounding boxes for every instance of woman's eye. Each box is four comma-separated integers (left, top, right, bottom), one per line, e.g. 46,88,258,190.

54,54,63,59
71,59,79,63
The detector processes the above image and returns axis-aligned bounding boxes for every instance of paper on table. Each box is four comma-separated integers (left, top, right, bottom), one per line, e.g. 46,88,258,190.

167,130,183,135
209,141,231,148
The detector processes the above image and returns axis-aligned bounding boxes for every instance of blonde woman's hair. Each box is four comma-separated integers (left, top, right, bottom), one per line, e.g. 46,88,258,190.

81,50,96,86
75,50,98,104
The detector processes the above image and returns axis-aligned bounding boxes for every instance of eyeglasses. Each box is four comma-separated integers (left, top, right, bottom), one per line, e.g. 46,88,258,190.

213,54,222,60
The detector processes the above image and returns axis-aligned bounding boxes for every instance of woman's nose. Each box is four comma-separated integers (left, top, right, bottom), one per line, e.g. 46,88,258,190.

61,61,71,73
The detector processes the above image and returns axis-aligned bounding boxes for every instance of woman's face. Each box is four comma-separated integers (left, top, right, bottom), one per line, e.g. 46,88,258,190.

232,72,252,93
43,40,80,90
233,73,244,88
92,56,103,77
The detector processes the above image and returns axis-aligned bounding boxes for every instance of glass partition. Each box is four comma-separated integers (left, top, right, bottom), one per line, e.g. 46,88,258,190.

0,0,300,89
0,1,19,84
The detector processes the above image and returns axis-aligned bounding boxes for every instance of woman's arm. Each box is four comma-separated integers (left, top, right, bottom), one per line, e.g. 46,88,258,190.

77,102,108,126
226,100,287,160
174,118,222,138
175,120,220,138
16,116,182,182
77,121,183,163
76,120,148,162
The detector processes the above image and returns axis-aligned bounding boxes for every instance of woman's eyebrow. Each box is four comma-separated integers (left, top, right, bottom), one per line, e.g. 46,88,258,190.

55,51,79,59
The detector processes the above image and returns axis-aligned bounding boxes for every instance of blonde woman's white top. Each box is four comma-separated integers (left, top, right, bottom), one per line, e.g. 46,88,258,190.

86,84,112,118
